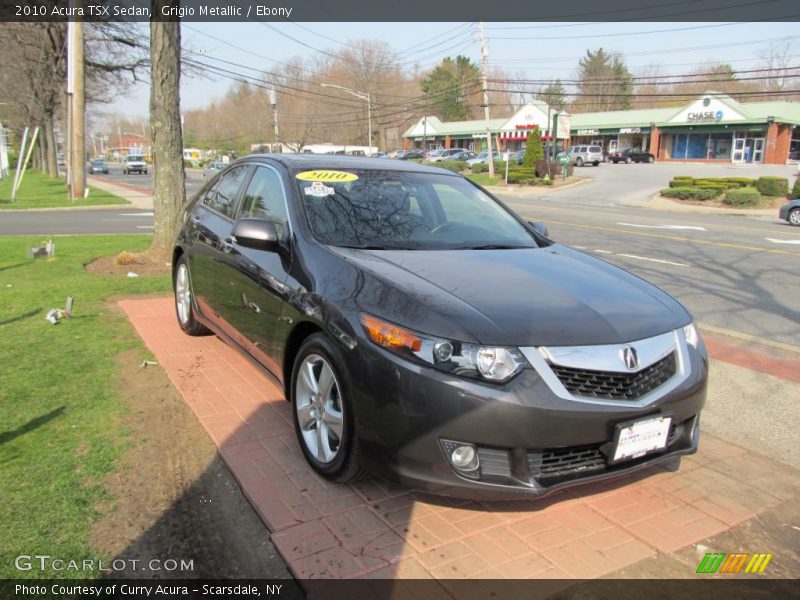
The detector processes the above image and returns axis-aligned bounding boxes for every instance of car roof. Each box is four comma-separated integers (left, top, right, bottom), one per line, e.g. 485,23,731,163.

239,153,458,176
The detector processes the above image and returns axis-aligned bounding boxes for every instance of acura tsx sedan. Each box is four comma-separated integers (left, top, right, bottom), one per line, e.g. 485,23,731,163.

172,155,707,499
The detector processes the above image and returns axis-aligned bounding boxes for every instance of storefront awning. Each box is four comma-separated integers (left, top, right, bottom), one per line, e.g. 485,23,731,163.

498,130,553,141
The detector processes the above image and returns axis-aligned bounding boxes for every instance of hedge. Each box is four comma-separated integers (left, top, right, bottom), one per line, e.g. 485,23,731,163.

669,177,756,189
755,176,789,197
436,160,468,173
723,186,761,207
506,167,537,184
793,176,800,199
660,187,721,201
471,160,507,173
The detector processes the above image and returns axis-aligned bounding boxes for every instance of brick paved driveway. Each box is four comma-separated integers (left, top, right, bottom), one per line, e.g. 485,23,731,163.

120,297,800,582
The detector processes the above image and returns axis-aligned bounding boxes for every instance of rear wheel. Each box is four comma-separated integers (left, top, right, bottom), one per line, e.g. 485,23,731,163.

593,161,599,166
173,256,210,336
291,334,363,483
789,208,800,226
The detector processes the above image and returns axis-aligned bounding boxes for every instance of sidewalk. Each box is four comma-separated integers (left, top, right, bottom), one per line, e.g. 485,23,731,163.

87,176,153,210
120,297,800,586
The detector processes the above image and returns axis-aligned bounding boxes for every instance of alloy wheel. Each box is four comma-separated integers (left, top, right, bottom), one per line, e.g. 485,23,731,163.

295,354,344,464
790,209,800,226
175,263,191,325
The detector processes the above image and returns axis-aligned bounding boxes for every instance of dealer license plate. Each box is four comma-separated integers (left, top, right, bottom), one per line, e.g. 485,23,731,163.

611,416,672,463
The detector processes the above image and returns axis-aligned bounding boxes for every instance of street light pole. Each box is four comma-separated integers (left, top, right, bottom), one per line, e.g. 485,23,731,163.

320,83,372,155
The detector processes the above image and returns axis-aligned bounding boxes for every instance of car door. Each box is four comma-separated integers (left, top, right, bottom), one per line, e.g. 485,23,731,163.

189,163,253,336
222,164,294,375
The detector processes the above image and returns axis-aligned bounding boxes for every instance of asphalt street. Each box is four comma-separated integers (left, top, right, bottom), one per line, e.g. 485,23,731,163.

499,194,800,347
90,164,206,198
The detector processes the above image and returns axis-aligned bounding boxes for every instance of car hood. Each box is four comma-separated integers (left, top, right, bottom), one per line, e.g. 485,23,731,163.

336,245,690,347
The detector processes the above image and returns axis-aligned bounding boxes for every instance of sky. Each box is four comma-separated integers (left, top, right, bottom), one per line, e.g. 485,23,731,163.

108,21,800,120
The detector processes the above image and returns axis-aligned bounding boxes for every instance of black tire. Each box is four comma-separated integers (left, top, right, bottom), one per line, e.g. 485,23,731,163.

593,161,599,167
625,157,632,164
647,155,654,163
789,208,800,227
173,255,210,336
575,157,584,167
123,169,128,175
290,333,363,483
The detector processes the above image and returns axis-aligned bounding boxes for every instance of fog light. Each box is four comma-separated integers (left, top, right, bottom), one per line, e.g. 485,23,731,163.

441,439,480,475
451,445,476,469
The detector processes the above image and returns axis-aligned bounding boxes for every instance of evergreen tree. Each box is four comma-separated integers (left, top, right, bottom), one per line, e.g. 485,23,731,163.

523,128,544,168
420,55,481,121
577,48,634,112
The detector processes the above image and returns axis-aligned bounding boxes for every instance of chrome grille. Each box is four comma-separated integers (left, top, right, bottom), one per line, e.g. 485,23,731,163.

550,352,677,401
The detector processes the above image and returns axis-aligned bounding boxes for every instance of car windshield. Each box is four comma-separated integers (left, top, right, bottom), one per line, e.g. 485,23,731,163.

297,170,540,251
127,156,142,162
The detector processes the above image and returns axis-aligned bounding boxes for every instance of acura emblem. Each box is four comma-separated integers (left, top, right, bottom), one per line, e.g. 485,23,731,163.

621,346,639,370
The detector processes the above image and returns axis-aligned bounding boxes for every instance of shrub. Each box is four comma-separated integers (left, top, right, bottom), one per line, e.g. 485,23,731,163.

115,251,138,266
660,187,721,201
536,160,572,178
472,162,488,173
792,176,800,199
522,129,544,168
437,160,468,173
756,176,789,197
723,186,761,207
507,167,537,184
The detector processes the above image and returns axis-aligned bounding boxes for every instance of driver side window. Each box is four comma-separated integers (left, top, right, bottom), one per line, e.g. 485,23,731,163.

238,166,290,239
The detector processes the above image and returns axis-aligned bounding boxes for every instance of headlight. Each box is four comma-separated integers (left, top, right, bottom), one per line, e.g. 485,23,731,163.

360,314,527,383
683,322,700,348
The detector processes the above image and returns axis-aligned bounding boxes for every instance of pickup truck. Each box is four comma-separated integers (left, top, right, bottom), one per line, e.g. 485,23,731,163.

123,155,148,175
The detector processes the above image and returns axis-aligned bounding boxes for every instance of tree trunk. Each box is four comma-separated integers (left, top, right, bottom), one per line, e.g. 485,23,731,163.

149,8,185,261
43,113,57,177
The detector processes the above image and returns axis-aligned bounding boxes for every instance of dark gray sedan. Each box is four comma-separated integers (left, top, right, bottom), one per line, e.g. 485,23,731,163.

172,155,707,498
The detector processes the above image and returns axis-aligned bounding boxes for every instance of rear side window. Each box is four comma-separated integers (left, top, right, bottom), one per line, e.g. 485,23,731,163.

239,166,289,239
589,146,602,153
204,164,250,219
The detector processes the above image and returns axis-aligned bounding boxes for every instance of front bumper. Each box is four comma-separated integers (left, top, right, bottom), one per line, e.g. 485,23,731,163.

345,335,707,500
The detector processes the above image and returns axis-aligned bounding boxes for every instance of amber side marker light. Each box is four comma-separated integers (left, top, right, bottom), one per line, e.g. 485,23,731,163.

360,314,423,353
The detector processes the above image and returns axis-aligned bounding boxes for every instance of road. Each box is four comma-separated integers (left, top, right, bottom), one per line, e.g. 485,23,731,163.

91,164,206,198
498,193,800,347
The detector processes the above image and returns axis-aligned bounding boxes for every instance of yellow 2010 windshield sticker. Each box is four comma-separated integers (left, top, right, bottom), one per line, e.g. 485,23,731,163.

296,170,358,182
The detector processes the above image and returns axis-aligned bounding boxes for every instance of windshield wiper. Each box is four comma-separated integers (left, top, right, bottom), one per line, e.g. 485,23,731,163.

456,244,533,250
338,244,414,250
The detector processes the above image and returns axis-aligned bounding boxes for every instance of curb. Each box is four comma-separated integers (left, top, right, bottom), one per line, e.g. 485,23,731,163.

486,177,592,196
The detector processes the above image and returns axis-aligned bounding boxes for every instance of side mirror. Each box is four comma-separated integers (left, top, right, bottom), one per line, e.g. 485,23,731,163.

528,221,549,238
232,218,279,252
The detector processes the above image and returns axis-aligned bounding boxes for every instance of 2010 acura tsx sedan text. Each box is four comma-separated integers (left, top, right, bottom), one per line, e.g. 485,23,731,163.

172,155,708,499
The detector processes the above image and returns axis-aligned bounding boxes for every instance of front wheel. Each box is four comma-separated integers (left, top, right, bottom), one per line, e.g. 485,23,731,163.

789,208,800,226
173,256,210,336
647,155,654,163
291,334,362,483
575,157,584,167
625,157,632,164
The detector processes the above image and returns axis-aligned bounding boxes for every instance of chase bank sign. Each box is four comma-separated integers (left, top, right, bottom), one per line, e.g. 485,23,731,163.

687,110,724,122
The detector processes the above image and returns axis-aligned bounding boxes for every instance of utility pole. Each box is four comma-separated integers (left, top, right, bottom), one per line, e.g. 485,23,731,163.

68,12,86,200
269,87,281,152
479,22,494,177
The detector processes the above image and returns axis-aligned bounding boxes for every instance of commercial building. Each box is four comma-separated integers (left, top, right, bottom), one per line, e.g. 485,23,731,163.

403,92,800,164
402,100,570,152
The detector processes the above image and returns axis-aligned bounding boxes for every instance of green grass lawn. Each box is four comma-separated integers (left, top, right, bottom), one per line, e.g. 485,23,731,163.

0,170,128,209
0,235,169,578
466,173,502,186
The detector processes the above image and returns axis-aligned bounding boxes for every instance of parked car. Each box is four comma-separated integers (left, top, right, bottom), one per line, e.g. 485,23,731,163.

608,148,655,164
466,151,501,167
509,150,526,165
423,149,447,161
123,155,148,174
203,161,226,179
172,155,707,498
568,145,604,167
89,159,109,174
397,150,424,160
427,148,465,163
372,152,388,159
451,150,477,161
779,199,800,226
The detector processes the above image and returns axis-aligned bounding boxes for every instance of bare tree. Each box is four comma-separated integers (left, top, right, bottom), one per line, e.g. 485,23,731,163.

758,40,799,100
149,9,185,259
